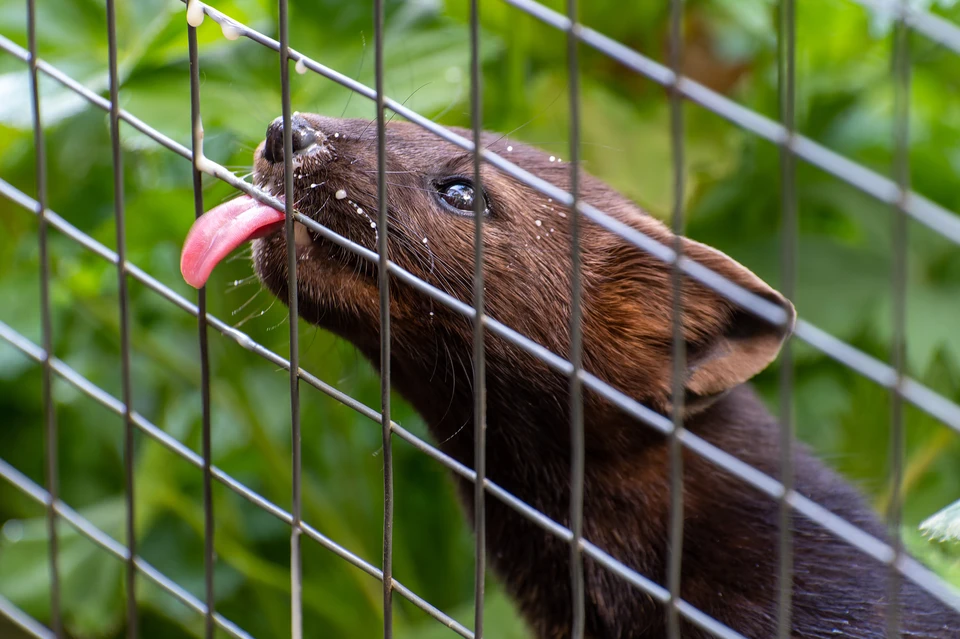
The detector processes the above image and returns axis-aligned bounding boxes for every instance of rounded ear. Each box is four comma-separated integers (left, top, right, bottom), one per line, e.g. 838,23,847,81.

679,238,796,403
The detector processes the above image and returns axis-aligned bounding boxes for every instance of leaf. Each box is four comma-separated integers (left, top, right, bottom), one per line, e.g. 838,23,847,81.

0,0,174,130
0,69,110,130
0,499,127,636
921,499,960,542
396,585,532,639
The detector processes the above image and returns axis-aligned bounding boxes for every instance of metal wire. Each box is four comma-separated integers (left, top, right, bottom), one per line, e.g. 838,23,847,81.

666,0,685,635
4,101,960,638
887,0,912,635
565,0,586,636
6,130,960,626
154,2,960,356
0,175,745,639
849,0,960,56
3,1,960,637
186,21,217,639
24,0,61,636
103,1,138,635
0,593,54,639
0,454,253,639
0,316,473,639
468,0,488,635
500,0,960,249
776,0,798,635
274,0,305,636
133,6,960,440
373,0,395,635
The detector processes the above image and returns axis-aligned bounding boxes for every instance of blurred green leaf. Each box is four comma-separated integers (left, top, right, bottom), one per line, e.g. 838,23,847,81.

922,499,960,543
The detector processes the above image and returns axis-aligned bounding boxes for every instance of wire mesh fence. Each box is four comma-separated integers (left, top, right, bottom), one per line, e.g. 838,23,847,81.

1,0,960,638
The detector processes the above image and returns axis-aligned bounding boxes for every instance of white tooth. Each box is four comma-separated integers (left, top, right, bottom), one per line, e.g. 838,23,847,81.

294,221,312,248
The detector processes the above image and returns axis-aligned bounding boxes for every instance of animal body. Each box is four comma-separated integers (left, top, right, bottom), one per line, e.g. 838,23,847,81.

181,114,960,638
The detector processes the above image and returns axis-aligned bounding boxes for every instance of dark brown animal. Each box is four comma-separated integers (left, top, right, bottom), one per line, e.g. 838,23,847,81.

181,114,960,638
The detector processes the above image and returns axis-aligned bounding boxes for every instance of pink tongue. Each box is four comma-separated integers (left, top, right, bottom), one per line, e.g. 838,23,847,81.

180,195,285,289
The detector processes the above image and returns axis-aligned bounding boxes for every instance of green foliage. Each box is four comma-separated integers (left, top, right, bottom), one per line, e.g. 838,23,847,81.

922,499,960,542
1,0,959,637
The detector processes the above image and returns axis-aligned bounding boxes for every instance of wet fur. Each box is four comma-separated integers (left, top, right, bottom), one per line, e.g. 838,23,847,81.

249,115,959,638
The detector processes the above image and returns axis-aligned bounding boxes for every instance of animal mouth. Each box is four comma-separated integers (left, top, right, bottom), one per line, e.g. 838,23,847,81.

180,195,286,289
181,114,359,290
180,186,369,290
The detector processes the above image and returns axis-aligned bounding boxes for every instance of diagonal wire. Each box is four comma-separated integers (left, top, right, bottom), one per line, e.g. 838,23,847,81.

145,5,960,370
847,0,960,56
0,454,255,639
3,2,960,635
158,0,960,442
496,0,960,248
0,593,54,639
3,128,960,629
0,313,739,639
141,5,960,423
2,13,958,440
4,153,960,621
0,318,474,639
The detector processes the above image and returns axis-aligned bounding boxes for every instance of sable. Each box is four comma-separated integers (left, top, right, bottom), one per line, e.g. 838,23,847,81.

181,114,960,639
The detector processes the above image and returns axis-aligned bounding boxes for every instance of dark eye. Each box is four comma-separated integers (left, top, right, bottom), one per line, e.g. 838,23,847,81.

436,179,489,216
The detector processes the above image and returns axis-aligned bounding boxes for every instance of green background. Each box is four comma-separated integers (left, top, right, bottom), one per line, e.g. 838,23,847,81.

1,0,959,636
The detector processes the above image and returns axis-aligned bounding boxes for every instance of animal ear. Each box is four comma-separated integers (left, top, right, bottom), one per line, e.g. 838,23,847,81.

677,238,796,406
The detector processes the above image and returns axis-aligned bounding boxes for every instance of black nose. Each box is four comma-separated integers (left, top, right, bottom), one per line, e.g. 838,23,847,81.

262,114,318,164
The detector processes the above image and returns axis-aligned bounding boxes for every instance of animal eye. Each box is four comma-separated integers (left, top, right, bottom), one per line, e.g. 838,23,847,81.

436,179,488,216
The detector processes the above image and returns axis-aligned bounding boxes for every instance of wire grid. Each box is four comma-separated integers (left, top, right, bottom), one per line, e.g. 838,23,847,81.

0,0,959,637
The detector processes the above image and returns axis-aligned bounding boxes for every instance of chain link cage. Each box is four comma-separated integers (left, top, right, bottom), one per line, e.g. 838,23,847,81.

2,0,960,637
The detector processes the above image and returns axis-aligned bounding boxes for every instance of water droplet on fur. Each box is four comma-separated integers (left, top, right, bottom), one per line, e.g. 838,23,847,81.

335,189,347,199
507,145,513,152
549,156,556,162
535,220,542,227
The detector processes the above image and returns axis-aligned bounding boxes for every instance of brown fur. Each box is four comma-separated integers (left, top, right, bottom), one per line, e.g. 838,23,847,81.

248,114,959,638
